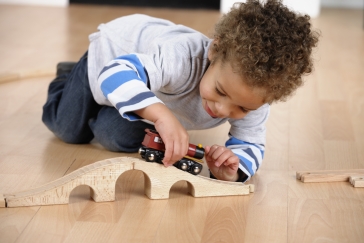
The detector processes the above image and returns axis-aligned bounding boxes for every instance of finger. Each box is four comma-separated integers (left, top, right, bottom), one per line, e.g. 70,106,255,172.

182,139,190,158
223,156,239,169
206,145,219,157
162,141,173,166
170,141,185,165
167,132,188,163
209,146,226,161
204,145,217,163
213,150,232,167
205,145,224,166
206,145,223,165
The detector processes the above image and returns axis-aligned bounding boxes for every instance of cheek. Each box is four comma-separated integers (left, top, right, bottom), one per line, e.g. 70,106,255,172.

199,79,215,100
199,79,208,99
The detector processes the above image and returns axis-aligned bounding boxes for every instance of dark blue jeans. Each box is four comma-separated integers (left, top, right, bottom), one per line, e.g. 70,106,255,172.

42,52,154,152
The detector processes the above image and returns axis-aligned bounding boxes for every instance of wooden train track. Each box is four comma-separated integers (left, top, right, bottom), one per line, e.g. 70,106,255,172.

0,69,55,84
296,169,364,187
0,157,254,208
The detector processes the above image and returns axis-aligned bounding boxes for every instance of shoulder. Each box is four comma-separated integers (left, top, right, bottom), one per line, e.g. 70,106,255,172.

147,37,211,93
104,14,175,26
228,104,270,144
231,104,270,124
126,14,173,23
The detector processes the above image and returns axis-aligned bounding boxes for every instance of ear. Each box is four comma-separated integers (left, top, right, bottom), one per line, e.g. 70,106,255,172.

208,39,219,61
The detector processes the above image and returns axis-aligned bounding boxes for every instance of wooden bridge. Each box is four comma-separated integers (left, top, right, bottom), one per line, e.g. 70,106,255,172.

1,157,254,208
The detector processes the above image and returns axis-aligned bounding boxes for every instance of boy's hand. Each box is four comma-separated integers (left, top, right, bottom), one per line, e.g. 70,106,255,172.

135,103,189,167
154,113,189,166
205,145,239,182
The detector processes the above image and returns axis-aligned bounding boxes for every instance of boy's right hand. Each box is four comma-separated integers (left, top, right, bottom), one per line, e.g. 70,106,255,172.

135,103,189,166
154,113,189,166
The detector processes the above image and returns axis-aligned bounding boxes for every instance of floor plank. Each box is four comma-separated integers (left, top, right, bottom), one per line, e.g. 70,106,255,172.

0,4,363,243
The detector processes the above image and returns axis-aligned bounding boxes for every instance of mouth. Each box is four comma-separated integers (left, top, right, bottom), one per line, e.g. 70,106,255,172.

204,102,218,118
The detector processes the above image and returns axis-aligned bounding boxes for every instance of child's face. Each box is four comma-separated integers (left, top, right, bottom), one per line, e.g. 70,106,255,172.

199,59,265,119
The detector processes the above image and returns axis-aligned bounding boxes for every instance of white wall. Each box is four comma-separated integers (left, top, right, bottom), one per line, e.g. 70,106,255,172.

0,0,68,7
284,0,321,17
321,0,363,9
221,0,321,17
221,0,363,18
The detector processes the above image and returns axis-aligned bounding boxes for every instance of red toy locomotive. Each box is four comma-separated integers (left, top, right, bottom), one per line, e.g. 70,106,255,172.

138,129,204,175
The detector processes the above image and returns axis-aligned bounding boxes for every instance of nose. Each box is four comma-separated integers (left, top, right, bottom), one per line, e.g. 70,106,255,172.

216,102,247,119
215,102,231,118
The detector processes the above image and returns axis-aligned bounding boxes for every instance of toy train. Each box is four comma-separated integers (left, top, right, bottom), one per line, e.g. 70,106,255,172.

138,129,204,175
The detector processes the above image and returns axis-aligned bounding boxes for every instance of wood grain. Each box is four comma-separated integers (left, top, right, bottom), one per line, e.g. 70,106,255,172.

349,176,364,187
0,195,5,208
296,169,364,183
3,157,253,208
0,5,364,243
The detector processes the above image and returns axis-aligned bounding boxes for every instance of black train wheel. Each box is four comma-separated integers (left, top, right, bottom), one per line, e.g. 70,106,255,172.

190,163,203,175
175,160,189,171
145,151,157,162
174,158,203,175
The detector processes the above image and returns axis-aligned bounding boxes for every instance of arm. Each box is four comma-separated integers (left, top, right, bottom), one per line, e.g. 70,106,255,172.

218,104,269,182
205,145,240,182
97,54,163,121
98,54,189,165
205,135,264,183
225,135,265,182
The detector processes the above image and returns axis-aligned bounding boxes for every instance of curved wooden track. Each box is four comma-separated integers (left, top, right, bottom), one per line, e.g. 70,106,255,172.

0,69,54,84
1,157,253,208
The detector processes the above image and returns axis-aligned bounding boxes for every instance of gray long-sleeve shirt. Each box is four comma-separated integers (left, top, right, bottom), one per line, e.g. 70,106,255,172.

88,14,270,181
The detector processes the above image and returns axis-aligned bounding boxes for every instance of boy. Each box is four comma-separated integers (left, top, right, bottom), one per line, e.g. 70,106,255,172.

42,0,319,183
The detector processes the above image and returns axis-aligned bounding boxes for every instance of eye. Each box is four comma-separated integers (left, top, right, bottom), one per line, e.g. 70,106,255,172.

240,107,249,113
215,87,226,96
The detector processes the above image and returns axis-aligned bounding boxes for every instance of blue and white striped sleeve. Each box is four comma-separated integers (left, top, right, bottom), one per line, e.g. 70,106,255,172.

225,135,265,182
97,54,163,121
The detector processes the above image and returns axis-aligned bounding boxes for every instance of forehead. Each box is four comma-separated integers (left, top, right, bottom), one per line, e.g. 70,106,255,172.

217,61,265,110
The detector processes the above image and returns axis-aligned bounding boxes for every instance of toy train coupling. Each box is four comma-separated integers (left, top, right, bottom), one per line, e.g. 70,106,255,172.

138,129,205,175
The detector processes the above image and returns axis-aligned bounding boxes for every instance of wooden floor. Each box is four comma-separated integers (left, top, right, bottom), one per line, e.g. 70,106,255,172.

0,4,363,243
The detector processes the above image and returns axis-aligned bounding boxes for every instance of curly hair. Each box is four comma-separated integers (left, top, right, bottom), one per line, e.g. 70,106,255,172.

211,0,320,103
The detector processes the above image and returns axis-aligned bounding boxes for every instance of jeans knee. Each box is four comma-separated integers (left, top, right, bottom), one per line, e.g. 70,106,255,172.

88,106,155,153
56,131,92,144
96,134,139,152
43,113,93,144
92,122,145,153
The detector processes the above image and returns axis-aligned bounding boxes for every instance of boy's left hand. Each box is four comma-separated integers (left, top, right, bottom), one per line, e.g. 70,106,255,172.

205,145,239,182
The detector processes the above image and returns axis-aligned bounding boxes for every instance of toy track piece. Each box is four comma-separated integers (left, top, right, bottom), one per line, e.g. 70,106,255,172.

296,169,364,183
0,194,5,208
133,160,253,199
3,158,135,207
349,176,364,187
2,157,253,208
0,69,55,83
